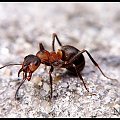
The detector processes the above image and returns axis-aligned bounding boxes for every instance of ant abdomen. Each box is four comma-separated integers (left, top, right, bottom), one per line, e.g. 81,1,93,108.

61,45,85,73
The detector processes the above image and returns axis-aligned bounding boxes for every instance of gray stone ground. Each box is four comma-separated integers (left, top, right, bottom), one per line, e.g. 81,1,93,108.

0,3,120,118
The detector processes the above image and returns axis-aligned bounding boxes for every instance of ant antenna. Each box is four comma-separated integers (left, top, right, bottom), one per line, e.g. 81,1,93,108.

0,63,22,69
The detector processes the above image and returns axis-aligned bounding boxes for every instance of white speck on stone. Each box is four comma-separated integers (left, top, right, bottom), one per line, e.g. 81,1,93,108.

40,100,52,114
3,68,12,76
76,87,83,95
40,89,48,97
61,82,68,88
104,96,111,104
43,82,50,93
68,83,76,92
39,68,45,74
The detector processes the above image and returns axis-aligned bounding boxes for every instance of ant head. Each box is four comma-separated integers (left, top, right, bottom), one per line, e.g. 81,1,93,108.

0,54,41,81
18,54,41,81
22,54,41,73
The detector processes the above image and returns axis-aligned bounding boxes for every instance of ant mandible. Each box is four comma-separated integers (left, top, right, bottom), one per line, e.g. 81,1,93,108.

0,33,116,100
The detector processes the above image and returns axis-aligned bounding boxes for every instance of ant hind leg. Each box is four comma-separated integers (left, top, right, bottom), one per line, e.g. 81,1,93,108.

68,49,116,81
74,65,89,92
74,64,96,96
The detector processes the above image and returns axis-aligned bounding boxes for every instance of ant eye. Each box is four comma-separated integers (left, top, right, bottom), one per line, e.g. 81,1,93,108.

34,60,38,66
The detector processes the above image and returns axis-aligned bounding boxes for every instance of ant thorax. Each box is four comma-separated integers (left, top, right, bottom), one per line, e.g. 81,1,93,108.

36,50,50,64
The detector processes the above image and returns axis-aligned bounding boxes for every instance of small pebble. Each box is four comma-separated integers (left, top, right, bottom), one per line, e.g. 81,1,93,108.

61,82,68,88
31,76,43,87
53,75,61,84
3,68,12,76
68,84,76,92
40,89,48,97
40,100,52,113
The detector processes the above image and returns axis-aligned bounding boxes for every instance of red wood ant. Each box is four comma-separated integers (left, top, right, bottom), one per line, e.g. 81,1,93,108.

0,33,116,100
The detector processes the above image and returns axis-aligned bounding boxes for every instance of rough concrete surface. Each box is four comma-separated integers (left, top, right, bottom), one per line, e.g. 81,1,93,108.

0,3,120,118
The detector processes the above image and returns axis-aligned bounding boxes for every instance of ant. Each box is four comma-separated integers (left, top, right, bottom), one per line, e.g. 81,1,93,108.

0,33,116,100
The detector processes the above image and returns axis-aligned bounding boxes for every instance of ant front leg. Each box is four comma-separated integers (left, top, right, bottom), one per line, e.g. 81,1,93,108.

49,66,54,99
15,70,27,100
52,33,63,51
15,79,26,100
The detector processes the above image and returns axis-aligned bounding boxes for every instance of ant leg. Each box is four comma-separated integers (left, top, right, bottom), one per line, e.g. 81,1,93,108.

52,33,62,51
15,71,27,100
18,68,23,78
68,49,116,80
39,43,45,51
15,78,26,100
74,65,89,92
49,66,54,99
